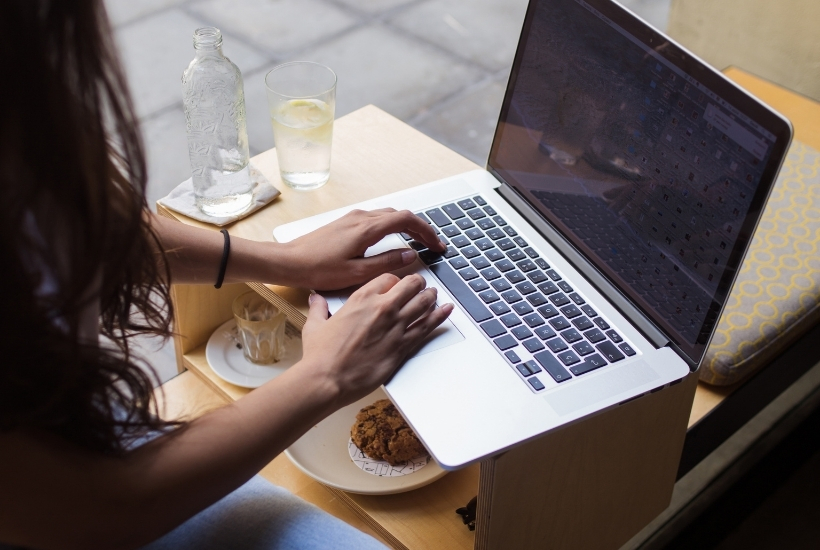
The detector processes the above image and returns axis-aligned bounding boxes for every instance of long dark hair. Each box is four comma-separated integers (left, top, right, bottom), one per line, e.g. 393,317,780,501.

0,0,175,454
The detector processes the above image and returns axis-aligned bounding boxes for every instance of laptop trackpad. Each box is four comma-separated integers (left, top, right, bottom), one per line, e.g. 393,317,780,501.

544,361,659,416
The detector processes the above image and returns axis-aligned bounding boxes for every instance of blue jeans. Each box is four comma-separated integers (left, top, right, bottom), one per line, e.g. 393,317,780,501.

141,476,387,550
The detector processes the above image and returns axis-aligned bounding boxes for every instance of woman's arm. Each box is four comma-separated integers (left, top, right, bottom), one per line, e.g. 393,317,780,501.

0,274,453,550
151,208,444,290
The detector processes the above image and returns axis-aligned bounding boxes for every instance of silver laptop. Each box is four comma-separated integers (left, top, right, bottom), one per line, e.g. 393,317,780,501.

274,0,793,470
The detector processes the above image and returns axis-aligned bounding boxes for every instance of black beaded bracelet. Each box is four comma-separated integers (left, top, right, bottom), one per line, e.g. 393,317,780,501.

215,229,230,289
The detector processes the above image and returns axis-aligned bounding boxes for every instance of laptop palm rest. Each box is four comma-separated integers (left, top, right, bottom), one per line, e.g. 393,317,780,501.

544,360,659,416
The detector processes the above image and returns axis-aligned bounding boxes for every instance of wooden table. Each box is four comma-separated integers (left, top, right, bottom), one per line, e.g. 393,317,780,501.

157,68,813,549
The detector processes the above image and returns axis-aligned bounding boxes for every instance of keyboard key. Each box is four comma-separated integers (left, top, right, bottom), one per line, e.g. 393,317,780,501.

467,208,486,220
442,225,461,237
584,328,606,343
549,316,571,331
473,196,487,206
507,248,526,261
528,376,546,391
582,305,598,317
483,206,497,216
573,341,595,356
496,259,515,272
549,293,571,307
523,338,546,353
523,313,545,327
594,317,610,330
505,270,526,283
526,293,548,307
439,236,450,246
546,269,562,281
456,218,475,230
460,268,479,281
500,313,521,327
477,218,496,230
461,245,481,259
536,258,550,270
568,292,585,305
491,278,512,292
428,262,493,322
516,363,534,377
487,228,506,240
537,304,559,318
490,302,511,315
400,231,413,240
479,290,500,303
465,228,484,240
570,356,607,376
480,319,507,338
606,330,623,343
471,256,491,270
494,334,518,351
515,281,537,295
557,350,581,366
501,290,523,304
562,328,583,343
528,270,548,284
497,238,516,251
534,351,572,383
458,198,477,210
619,343,637,356
451,235,470,248
469,278,490,292
517,259,537,272
442,203,465,220
511,326,533,340
512,302,534,315
546,338,568,352
480,267,501,281
524,247,539,258
407,240,427,251
504,350,521,363
572,316,594,331
535,325,557,340
493,215,507,226
596,341,625,363
523,360,541,374
513,237,528,247
503,226,518,236
418,249,443,264
558,281,573,293
474,238,495,251
425,208,452,227
560,304,581,318
486,249,505,261
415,212,431,224
449,256,469,270
538,281,559,295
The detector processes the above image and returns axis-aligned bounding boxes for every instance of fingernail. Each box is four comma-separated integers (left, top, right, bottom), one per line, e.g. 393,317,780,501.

308,293,317,305
401,250,416,264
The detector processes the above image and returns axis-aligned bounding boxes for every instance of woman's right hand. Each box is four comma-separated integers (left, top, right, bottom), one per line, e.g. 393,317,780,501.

297,273,453,408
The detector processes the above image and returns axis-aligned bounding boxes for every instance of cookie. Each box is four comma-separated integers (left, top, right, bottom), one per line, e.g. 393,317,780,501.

351,399,427,465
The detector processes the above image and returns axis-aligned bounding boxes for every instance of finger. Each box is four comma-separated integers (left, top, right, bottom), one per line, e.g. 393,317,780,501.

304,293,329,328
398,287,439,325
352,248,418,279
356,272,401,296
368,211,444,251
403,303,454,349
384,273,428,306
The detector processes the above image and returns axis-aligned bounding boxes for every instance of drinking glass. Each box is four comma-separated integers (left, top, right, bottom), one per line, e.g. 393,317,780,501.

232,292,287,365
265,62,336,191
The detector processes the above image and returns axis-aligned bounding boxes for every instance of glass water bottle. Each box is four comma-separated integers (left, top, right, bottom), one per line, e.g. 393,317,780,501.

182,27,253,217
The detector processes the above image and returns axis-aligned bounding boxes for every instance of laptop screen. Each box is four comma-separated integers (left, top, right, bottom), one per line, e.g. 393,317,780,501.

487,0,791,364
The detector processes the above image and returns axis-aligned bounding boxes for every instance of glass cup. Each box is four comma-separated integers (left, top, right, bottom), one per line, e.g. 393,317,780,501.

264,61,337,191
232,292,287,365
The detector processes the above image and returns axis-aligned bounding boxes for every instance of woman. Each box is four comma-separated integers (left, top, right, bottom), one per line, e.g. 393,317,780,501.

0,1,451,548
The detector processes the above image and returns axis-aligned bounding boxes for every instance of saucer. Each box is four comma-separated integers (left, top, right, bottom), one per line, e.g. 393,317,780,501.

205,318,303,388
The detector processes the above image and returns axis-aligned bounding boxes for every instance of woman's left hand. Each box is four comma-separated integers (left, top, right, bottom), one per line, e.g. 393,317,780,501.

278,208,444,290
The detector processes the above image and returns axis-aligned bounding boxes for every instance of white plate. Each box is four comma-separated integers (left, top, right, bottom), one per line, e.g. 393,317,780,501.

205,319,303,389
286,387,448,495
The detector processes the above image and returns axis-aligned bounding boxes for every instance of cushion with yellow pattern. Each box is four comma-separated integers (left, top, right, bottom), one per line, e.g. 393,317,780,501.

701,141,820,386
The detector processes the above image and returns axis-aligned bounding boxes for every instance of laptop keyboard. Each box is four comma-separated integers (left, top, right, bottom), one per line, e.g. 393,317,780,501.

407,195,639,393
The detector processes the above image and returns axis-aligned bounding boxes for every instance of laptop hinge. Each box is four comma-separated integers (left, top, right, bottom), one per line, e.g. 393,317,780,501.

496,183,671,351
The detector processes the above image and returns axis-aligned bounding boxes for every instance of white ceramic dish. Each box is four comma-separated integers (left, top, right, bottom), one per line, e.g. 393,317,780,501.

205,318,302,389
285,387,448,495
